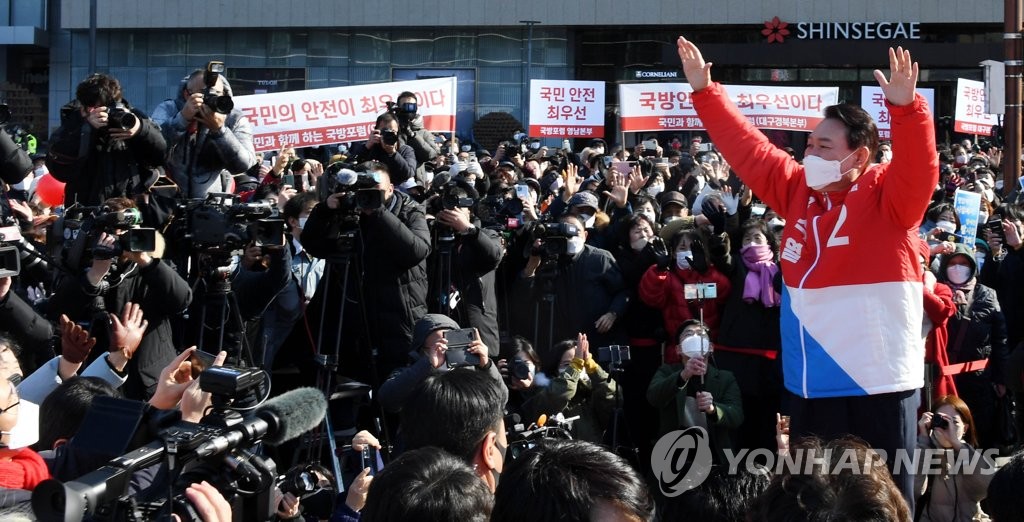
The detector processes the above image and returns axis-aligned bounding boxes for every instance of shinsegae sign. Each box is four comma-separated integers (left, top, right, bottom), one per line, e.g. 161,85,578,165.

763,17,921,43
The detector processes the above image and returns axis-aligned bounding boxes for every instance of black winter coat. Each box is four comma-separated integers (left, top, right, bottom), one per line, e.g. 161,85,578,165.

301,191,430,376
426,223,503,357
48,259,192,399
46,101,167,207
980,247,1024,347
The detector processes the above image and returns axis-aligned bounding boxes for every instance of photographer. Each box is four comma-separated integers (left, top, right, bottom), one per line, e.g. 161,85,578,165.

301,161,429,382
47,198,192,400
151,66,258,198
392,91,440,167
519,213,627,351
351,113,417,186
425,178,502,354
915,395,995,521
378,314,503,414
47,73,167,207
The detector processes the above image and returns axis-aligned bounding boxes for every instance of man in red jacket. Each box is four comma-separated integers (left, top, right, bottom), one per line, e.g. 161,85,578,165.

678,37,937,509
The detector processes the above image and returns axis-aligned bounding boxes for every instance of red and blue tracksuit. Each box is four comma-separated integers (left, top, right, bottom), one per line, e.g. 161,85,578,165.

692,83,938,400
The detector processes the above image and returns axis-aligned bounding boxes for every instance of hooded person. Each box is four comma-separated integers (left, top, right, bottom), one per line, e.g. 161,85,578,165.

937,244,1009,449
377,313,506,414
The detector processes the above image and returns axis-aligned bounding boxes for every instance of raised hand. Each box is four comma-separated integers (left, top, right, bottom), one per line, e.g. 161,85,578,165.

676,36,713,91
109,302,149,359
873,46,919,107
59,314,97,365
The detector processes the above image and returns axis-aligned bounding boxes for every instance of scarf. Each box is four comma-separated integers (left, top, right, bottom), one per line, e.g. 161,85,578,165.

0,447,51,490
741,244,780,307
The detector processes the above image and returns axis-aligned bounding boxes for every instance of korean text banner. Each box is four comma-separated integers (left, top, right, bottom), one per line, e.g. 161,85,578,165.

618,83,838,133
529,80,605,138
953,78,998,135
234,77,457,153
860,86,935,139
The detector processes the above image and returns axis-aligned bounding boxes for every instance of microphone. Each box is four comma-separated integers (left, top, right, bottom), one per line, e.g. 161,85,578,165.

195,387,326,458
335,168,358,186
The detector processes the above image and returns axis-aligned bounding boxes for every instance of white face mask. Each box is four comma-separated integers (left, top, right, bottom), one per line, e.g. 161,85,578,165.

767,217,785,229
955,154,968,164
630,237,648,251
641,210,657,224
680,334,711,359
935,220,957,234
579,213,596,229
946,264,971,285
983,189,995,202
979,213,989,224
33,166,45,177
567,236,585,255
803,149,858,190
676,250,692,270
298,217,308,230
593,147,605,155
880,151,893,162
646,184,665,197
663,215,681,224
5,400,38,449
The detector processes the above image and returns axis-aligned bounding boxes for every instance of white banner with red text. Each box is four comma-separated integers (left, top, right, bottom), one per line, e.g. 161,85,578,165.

618,83,839,133
234,77,458,153
860,86,935,139
528,79,605,138
953,78,999,136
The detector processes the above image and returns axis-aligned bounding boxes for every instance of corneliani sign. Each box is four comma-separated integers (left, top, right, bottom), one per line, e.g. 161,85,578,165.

797,21,920,40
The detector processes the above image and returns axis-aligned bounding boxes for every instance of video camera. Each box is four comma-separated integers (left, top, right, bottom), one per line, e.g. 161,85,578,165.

505,412,576,461
202,61,234,115
385,100,417,117
0,225,22,278
56,205,157,267
182,193,285,253
31,368,327,522
475,190,524,231
527,219,579,259
0,102,10,125
329,165,385,214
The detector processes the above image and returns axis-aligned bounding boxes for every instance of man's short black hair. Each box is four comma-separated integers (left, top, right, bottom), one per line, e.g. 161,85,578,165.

984,450,1024,521
491,439,655,522
76,73,122,108
396,91,417,103
375,112,399,130
283,191,319,223
823,104,880,160
361,447,493,522
400,370,506,464
660,466,770,522
35,377,121,452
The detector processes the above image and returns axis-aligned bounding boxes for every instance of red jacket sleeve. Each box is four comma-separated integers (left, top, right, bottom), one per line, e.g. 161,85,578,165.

691,83,805,218
880,93,939,228
639,265,669,309
923,281,955,326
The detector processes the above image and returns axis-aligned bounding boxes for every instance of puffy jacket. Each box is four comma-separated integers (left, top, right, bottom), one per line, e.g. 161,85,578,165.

639,264,731,364
301,190,430,372
47,259,192,399
47,100,167,206
150,97,258,199
693,83,938,398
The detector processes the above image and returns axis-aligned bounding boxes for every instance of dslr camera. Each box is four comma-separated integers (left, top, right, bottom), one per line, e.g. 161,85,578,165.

106,101,138,131
202,61,234,115
331,167,385,214
379,128,400,147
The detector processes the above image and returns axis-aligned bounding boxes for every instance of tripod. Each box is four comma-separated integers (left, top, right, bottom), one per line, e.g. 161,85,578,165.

532,257,559,353
602,349,639,463
190,251,256,368
429,227,456,315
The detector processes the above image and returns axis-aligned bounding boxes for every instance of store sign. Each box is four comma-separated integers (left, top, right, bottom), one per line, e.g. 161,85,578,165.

763,17,920,43
635,70,680,79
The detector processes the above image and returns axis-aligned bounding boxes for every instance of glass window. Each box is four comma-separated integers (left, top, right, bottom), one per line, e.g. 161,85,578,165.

308,31,349,67
11,0,43,28
188,32,227,66
149,32,187,67
226,31,267,68
350,31,390,66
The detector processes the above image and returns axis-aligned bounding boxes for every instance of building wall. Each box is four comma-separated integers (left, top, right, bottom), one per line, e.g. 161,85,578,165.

58,0,1002,28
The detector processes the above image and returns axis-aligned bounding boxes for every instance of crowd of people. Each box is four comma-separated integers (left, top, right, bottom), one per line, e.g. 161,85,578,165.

0,37,1017,520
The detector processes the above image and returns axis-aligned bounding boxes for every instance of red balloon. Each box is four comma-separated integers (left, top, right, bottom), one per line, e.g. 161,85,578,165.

35,173,65,207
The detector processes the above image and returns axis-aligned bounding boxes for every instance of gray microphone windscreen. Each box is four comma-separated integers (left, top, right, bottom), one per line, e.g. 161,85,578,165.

258,387,327,446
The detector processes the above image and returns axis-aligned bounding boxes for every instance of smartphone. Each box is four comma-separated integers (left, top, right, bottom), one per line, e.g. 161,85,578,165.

282,174,295,187
515,184,531,200
642,139,658,150
190,349,218,379
613,161,635,175
986,219,1006,241
262,159,273,169
444,328,480,368
360,446,379,477
698,143,714,152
